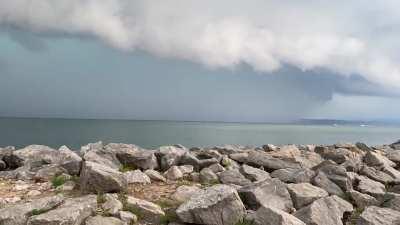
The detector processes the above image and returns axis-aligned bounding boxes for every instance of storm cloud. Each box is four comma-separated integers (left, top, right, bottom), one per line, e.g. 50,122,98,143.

1,0,400,90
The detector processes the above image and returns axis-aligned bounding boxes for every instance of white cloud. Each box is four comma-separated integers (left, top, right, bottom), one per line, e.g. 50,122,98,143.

1,0,400,89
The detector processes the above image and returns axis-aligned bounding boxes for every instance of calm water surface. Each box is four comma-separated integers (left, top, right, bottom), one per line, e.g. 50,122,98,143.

0,118,399,149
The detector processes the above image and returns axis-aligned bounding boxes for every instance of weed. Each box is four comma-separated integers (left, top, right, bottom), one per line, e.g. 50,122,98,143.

51,175,66,188
119,164,136,172
235,218,255,225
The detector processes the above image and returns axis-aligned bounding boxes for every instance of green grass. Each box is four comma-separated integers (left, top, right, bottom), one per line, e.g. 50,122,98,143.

235,218,255,225
160,210,179,225
347,207,364,225
30,208,49,216
119,164,136,172
51,175,67,188
201,179,220,187
97,192,106,204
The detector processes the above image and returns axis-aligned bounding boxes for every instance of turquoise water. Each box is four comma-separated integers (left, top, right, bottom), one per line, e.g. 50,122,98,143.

0,118,399,149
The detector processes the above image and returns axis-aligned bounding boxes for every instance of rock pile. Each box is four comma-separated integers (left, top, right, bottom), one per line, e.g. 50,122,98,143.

0,141,399,225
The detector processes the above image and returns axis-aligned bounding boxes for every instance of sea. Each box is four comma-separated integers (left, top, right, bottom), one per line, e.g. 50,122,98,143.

0,117,399,150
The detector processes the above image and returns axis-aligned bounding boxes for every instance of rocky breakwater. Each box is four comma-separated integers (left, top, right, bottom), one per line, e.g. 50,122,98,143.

0,141,400,225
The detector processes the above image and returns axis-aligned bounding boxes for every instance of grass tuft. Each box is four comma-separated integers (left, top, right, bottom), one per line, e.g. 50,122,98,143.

51,175,66,188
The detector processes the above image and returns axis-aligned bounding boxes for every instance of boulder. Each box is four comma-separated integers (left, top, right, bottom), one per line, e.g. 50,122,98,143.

250,206,306,225
390,140,400,150
101,194,123,216
33,165,66,181
348,190,379,209
83,148,121,170
360,165,394,184
218,169,252,186
199,167,219,184
287,183,329,209
85,216,125,225
356,206,400,225
238,178,294,212
364,151,396,168
271,168,315,184
386,150,400,164
180,152,219,171
157,145,187,171
0,160,6,171
176,184,246,225
246,151,301,171
171,185,202,203
123,170,151,184
58,145,82,175
144,169,166,182
312,160,352,191
116,149,159,170
356,176,386,199
0,195,64,225
125,196,165,225
207,163,226,173
382,192,400,211
179,165,194,174
312,171,345,196
240,164,271,181
80,161,127,193
27,195,97,225
119,211,137,224
164,166,183,180
356,142,373,152
293,195,353,225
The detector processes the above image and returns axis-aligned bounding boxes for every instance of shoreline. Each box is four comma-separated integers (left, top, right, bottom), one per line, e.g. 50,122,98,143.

0,141,399,225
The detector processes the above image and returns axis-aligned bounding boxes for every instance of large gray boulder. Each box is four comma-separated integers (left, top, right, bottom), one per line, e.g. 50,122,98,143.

85,215,125,225
239,164,271,181
348,190,379,209
105,143,158,170
287,183,328,209
27,195,97,225
245,151,301,171
249,206,306,225
390,140,400,150
356,176,386,199
360,165,394,184
180,152,219,171
176,184,246,225
101,194,123,216
294,195,353,225
364,151,396,168
123,170,151,184
144,169,166,182
199,167,219,183
271,168,315,184
157,145,187,171
356,206,400,225
312,171,345,196
80,161,127,193
312,160,352,192
171,185,202,203
125,196,165,225
58,146,82,175
238,178,294,212
218,169,252,186
83,148,121,170
382,192,400,211
0,195,64,225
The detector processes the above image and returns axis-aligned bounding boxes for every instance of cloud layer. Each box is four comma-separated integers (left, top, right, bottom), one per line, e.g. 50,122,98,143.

1,0,400,89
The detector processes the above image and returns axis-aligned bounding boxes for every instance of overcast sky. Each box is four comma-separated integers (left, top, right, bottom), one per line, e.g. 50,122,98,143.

1,0,400,122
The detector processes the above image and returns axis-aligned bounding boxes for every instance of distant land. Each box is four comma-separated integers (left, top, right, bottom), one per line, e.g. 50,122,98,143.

297,118,400,126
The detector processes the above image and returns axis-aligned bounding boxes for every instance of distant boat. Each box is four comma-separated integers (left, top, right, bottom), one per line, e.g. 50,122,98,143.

333,124,338,127
360,124,368,127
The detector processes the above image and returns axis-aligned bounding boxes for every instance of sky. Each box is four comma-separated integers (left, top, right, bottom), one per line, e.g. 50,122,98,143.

1,0,400,122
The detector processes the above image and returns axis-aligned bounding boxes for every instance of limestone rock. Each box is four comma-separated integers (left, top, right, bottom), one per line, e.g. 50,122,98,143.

125,196,165,225
85,216,125,225
312,171,345,196
0,195,64,225
119,211,137,224
145,169,166,182
80,161,127,193
171,185,202,203
238,178,293,212
240,164,271,181
364,151,396,168
157,145,187,171
356,176,386,199
176,184,246,225
287,183,329,209
246,151,301,171
348,190,379,209
293,195,353,225
271,168,316,184
124,170,151,184
250,206,306,225
58,145,82,175
199,167,219,184
164,166,183,180
356,206,400,225
27,195,97,225
218,169,252,186
382,192,400,211
102,194,123,216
